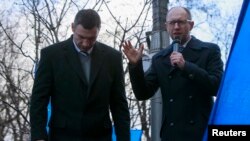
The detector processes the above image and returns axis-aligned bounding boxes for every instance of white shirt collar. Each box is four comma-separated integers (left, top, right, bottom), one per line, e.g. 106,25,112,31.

182,36,192,48
73,40,93,54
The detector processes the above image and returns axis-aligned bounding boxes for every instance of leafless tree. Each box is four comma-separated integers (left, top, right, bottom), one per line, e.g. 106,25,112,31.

0,0,242,140
0,21,31,140
102,0,153,139
0,0,104,140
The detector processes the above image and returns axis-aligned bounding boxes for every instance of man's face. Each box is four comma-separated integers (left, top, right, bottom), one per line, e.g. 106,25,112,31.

72,24,99,51
166,8,194,43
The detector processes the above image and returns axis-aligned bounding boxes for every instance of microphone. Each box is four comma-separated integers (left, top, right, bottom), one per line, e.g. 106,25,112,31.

169,36,181,73
172,36,181,52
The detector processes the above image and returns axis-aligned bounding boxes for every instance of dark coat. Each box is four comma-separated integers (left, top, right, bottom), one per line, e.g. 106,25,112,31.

129,36,224,141
30,36,130,141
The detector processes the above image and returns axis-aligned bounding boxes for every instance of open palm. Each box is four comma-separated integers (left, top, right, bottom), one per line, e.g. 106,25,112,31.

122,41,144,64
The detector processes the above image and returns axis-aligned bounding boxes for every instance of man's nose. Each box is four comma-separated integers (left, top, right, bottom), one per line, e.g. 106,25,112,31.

174,23,180,28
81,39,91,46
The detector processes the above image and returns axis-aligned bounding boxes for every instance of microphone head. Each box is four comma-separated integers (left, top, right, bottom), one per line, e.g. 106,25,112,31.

173,36,181,44
172,36,181,52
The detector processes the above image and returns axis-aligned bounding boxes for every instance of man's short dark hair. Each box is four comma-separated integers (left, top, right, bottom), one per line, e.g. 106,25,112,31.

74,9,101,29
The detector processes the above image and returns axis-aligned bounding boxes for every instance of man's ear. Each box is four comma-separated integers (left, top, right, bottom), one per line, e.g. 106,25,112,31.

189,21,194,31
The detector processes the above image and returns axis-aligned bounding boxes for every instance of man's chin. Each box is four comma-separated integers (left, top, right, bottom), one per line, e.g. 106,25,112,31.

81,46,92,51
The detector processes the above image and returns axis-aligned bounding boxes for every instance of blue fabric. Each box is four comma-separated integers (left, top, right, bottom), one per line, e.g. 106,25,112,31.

112,128,143,141
203,0,250,140
46,102,51,132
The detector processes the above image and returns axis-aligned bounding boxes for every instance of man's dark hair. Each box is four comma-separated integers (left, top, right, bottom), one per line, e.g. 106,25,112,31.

74,9,101,29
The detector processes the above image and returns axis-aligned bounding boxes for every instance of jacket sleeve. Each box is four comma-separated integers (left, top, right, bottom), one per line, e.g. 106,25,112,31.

110,52,131,141
30,49,52,141
128,59,159,100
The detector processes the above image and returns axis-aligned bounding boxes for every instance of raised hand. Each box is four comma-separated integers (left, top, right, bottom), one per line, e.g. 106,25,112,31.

122,41,144,65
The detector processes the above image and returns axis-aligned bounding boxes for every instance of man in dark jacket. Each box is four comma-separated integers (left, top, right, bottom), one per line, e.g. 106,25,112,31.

30,9,130,141
122,6,223,141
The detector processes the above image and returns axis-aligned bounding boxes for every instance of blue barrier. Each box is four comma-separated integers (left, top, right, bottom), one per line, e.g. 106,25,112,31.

112,127,142,141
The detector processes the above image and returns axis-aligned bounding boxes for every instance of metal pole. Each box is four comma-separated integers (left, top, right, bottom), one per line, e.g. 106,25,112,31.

143,0,169,140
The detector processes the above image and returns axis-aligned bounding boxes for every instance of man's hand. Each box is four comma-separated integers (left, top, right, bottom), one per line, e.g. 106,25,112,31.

122,41,144,65
170,51,185,69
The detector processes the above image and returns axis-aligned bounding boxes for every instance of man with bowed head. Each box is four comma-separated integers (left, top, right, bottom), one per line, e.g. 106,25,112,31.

122,6,224,141
30,9,130,141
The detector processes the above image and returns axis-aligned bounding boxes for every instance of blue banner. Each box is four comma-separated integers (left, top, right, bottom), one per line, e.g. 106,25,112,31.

203,0,250,140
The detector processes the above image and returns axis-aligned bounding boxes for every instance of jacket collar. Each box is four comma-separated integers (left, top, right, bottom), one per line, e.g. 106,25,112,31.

161,36,202,57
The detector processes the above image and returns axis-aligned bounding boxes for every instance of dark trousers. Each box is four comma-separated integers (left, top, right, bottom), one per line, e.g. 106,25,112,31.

49,127,112,141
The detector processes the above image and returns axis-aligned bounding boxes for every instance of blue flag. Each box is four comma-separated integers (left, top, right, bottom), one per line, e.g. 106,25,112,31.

203,0,250,140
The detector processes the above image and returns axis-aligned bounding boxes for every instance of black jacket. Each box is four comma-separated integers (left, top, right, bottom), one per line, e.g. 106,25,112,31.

30,36,130,141
129,36,224,141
